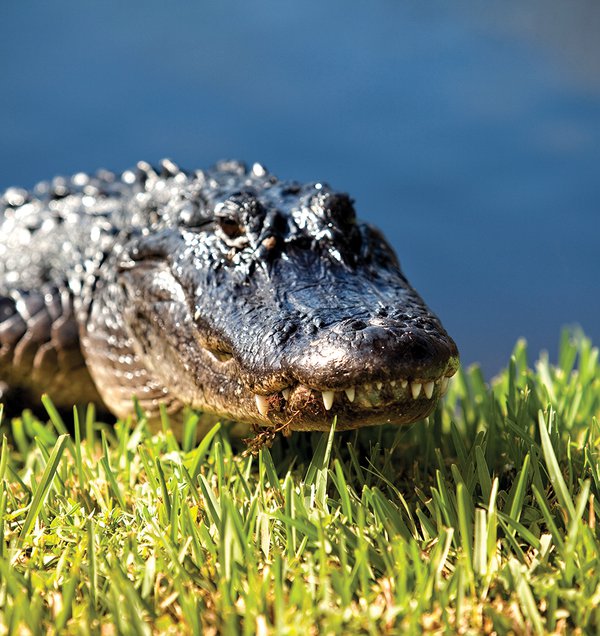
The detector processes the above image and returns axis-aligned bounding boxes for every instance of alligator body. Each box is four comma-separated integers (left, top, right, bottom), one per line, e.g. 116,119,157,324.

0,160,458,432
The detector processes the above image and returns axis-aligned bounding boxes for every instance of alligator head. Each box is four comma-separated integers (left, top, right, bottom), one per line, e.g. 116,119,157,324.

86,160,458,431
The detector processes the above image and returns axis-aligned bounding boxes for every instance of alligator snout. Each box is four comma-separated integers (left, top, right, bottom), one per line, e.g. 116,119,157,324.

282,316,451,381
245,306,459,431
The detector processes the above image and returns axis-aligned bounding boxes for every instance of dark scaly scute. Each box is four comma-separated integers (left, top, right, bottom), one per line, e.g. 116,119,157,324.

0,160,458,432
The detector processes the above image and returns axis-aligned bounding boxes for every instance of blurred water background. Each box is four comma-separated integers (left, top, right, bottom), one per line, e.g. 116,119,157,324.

1,1,599,375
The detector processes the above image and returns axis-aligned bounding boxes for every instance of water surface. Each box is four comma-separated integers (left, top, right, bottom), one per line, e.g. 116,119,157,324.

1,1,598,374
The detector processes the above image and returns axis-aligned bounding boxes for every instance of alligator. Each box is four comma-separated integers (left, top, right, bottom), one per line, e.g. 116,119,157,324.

0,159,458,432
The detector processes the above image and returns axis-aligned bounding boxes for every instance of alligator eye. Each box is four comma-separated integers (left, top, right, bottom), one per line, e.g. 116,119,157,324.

217,217,244,240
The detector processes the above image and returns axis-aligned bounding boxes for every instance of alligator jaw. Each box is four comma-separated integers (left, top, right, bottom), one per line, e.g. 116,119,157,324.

182,304,459,431
245,359,458,431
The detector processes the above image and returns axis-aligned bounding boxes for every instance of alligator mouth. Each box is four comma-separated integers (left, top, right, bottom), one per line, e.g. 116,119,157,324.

249,361,458,431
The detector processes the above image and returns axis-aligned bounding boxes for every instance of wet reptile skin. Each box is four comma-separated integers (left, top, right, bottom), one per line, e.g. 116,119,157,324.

0,160,458,432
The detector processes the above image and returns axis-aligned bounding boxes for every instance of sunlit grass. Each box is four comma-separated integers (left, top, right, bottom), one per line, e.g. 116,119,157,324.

0,328,599,634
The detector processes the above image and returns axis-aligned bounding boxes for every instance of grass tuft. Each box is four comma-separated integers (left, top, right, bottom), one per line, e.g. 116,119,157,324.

0,328,599,633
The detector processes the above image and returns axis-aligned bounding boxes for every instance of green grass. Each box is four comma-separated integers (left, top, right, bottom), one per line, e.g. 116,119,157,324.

0,328,599,634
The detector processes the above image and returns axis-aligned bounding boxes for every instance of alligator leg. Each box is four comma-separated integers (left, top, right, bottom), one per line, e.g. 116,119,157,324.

0,286,102,411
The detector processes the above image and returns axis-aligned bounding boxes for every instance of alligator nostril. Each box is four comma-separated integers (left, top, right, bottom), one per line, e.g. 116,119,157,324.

406,337,434,363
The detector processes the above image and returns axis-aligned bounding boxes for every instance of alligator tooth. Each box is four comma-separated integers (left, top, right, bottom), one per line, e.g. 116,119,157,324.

440,377,449,395
376,382,383,390
282,388,291,400
410,382,422,399
390,380,396,387
255,394,270,417
322,391,335,410
401,379,408,389
344,387,356,402
424,381,435,399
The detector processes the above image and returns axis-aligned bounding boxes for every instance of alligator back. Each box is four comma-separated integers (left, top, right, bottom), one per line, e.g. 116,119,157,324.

0,172,129,409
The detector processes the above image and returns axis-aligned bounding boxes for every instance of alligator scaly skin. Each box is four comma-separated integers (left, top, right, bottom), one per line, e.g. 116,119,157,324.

0,160,458,431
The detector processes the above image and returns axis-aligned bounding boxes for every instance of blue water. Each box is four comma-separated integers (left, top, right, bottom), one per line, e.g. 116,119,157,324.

1,1,599,374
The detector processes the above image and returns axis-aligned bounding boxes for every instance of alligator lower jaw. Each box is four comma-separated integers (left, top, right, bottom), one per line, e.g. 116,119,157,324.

248,366,458,432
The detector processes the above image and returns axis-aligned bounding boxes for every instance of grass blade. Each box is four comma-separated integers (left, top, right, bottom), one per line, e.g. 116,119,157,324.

20,434,69,539
538,409,576,522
